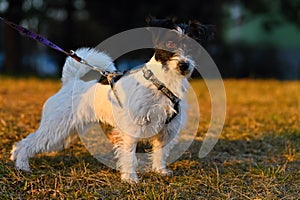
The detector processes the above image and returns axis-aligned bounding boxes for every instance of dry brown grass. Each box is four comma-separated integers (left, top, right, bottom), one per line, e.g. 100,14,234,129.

0,76,299,199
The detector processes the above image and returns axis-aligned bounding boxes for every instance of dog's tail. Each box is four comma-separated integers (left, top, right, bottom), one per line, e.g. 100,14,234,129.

62,48,116,84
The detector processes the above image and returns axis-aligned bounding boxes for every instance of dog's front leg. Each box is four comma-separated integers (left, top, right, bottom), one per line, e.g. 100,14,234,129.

151,133,174,177
151,120,182,177
114,132,139,183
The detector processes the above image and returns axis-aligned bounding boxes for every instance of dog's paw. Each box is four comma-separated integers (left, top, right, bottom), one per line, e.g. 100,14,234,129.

16,163,31,172
15,159,31,172
121,172,139,184
155,168,173,177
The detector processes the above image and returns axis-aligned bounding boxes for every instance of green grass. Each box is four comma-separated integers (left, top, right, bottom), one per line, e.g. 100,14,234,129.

0,76,299,199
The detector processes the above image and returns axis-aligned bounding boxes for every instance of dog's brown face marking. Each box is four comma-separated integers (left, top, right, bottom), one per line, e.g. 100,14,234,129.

147,17,215,77
154,49,176,66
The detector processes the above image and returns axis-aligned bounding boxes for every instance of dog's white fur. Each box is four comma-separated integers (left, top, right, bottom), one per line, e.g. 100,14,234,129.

10,47,194,183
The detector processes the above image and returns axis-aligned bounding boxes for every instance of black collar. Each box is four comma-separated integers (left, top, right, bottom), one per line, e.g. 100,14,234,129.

142,66,180,124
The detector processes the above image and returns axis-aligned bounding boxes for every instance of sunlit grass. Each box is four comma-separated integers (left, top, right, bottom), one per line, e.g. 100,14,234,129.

0,76,299,199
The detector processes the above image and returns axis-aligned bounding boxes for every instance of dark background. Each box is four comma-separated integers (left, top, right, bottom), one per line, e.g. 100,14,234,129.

0,0,300,79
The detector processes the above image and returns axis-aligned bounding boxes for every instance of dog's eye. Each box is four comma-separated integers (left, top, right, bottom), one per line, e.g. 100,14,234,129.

165,41,177,49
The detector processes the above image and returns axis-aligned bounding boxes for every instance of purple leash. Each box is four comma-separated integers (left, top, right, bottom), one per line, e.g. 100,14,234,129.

0,17,69,55
0,16,119,76
0,16,124,106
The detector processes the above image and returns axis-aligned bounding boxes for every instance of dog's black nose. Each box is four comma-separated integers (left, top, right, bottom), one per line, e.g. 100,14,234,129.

178,61,190,72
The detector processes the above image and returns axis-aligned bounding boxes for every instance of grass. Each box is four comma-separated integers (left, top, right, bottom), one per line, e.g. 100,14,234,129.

0,76,299,199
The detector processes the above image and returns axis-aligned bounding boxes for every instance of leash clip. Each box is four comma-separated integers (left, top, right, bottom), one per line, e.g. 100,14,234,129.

143,69,153,80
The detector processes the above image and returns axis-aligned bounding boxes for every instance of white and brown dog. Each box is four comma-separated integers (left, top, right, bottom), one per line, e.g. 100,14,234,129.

11,18,214,183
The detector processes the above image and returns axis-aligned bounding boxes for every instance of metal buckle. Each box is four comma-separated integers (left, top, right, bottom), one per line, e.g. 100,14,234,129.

143,69,153,80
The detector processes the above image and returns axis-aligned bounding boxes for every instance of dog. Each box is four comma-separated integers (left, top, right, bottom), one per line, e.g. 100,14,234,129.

10,17,214,183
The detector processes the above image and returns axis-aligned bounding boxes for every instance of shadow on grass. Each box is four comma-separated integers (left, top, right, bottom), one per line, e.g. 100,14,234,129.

7,131,298,177
189,132,300,166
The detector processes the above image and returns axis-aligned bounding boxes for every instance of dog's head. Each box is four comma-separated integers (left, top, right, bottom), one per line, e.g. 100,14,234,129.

147,17,215,77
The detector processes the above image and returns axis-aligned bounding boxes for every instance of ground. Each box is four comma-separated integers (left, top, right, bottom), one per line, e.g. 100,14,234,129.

0,76,299,199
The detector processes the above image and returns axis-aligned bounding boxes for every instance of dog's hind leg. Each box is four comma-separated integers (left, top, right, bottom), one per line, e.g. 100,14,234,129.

113,129,139,183
10,123,75,171
10,91,75,171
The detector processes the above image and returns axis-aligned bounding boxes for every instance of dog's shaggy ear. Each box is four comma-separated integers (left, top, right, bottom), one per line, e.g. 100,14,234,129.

146,16,177,29
183,21,216,44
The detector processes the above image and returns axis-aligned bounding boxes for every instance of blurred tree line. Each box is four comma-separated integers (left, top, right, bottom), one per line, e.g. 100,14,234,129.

0,0,300,79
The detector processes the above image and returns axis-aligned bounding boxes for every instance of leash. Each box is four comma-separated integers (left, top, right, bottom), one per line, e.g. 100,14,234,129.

0,17,122,77
0,16,123,105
